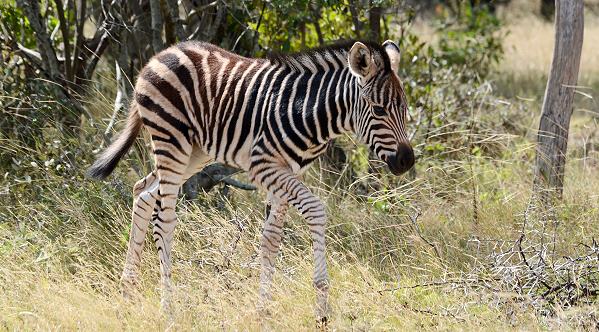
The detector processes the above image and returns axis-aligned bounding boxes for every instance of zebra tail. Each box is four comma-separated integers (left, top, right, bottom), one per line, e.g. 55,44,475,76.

87,102,142,180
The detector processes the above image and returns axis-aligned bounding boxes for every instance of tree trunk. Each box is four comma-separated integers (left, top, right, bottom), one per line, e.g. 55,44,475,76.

16,0,61,81
533,0,584,201
348,0,362,38
369,2,382,42
165,0,185,41
149,0,165,53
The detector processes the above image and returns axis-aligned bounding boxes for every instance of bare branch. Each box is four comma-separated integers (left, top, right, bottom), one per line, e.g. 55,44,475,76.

15,0,61,80
71,0,87,83
409,208,442,259
53,0,72,81
104,60,125,141
16,43,42,63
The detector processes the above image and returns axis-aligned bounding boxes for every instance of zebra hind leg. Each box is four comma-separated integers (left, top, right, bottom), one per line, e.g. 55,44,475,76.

257,196,289,314
153,147,191,313
121,171,159,298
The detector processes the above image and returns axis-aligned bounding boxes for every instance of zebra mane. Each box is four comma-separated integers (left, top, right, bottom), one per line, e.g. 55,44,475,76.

266,40,392,72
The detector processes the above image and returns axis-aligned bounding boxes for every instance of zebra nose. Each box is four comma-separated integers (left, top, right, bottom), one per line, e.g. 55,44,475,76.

386,143,414,175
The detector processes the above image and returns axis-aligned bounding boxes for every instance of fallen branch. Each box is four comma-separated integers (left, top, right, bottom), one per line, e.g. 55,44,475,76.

218,176,256,191
378,277,500,294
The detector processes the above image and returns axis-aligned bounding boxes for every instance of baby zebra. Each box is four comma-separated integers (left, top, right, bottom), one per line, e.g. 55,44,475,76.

88,40,414,322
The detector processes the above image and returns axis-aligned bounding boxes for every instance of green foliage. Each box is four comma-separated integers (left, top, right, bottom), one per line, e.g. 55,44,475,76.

397,6,507,163
0,1,78,158
0,2,35,48
436,5,504,78
251,0,349,52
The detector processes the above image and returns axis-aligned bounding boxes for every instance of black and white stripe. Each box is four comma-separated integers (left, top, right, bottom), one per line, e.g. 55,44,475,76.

88,39,414,320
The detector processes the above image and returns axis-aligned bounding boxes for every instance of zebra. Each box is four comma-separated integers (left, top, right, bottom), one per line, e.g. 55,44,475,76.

87,39,414,322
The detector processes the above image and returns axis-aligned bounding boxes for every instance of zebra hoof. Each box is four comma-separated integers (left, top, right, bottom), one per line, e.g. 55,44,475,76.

316,316,328,330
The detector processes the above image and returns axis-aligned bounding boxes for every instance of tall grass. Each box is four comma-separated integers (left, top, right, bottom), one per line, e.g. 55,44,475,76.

1,95,597,329
1,9,599,331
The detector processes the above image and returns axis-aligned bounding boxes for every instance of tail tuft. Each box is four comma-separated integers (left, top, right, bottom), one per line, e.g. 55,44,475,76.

87,104,142,180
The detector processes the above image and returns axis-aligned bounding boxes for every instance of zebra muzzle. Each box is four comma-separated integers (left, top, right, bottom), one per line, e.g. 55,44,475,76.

386,143,415,175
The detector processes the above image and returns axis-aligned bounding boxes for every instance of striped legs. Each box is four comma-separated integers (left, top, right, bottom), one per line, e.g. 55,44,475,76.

253,168,330,321
121,171,159,296
120,142,209,311
150,135,194,312
152,178,181,312
258,196,289,310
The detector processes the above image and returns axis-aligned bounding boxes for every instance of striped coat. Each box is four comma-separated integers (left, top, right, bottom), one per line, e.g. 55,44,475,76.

88,40,414,322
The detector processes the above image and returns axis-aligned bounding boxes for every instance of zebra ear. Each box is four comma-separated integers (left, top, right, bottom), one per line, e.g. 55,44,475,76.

348,42,374,78
382,40,400,74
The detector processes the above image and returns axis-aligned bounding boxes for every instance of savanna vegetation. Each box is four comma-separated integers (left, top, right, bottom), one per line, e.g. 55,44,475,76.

1,0,598,330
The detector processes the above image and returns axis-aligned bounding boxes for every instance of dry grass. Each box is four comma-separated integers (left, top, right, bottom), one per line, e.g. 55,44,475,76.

1,139,598,330
500,14,599,79
493,1,599,104
1,3,598,330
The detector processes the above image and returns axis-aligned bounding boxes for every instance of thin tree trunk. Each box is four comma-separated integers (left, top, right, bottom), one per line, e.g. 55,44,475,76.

348,0,362,38
71,0,86,85
165,0,185,41
149,0,165,53
369,2,382,42
53,0,72,82
16,0,61,81
206,2,225,42
533,0,584,201
313,12,324,46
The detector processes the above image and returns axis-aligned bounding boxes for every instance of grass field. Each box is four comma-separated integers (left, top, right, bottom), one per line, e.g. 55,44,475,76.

1,147,597,330
1,4,598,331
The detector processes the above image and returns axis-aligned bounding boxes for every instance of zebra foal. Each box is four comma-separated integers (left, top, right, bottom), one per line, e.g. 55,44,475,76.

88,40,414,322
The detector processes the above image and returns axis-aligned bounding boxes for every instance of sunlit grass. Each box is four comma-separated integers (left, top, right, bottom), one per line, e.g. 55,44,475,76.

1,5,599,330
1,133,597,329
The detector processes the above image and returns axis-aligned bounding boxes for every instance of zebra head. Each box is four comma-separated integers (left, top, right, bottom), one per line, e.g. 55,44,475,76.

348,40,415,175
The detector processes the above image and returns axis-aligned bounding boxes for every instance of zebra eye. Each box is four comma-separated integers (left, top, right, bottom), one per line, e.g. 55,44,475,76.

372,105,386,117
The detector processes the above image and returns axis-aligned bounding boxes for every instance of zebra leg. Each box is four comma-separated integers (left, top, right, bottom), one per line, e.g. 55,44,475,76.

253,168,330,322
121,171,159,297
152,146,192,312
258,197,289,311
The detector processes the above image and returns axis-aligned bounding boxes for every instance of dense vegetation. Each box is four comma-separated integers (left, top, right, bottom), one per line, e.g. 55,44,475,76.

1,0,597,329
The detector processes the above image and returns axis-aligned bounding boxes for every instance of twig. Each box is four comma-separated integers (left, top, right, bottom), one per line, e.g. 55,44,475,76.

378,277,500,294
517,233,553,291
104,60,125,141
399,303,466,322
408,207,442,259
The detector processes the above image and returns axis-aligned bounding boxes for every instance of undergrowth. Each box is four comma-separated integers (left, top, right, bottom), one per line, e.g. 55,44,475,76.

1,5,598,330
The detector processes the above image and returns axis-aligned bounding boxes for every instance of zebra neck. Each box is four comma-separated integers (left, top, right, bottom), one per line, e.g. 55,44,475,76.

281,58,359,144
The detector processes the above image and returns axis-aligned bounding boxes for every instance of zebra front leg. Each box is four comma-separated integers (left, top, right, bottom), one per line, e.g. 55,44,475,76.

258,197,289,312
254,169,330,322
121,171,159,297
